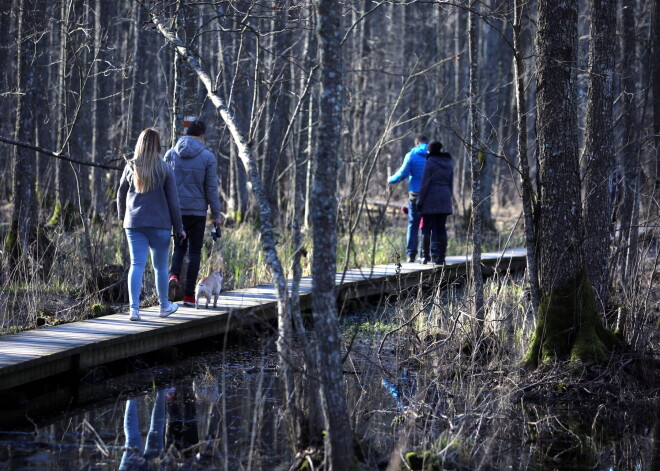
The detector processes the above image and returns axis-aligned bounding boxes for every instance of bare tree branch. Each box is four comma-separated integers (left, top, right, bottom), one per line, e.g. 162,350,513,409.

0,135,123,171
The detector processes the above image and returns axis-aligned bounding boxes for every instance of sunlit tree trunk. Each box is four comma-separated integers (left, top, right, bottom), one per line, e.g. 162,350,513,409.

583,0,617,316
312,1,354,468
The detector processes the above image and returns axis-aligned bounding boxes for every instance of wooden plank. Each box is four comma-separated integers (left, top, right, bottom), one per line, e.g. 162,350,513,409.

0,248,526,391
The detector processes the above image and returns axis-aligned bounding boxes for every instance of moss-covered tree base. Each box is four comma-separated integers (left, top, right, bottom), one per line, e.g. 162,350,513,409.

47,202,78,229
524,271,618,368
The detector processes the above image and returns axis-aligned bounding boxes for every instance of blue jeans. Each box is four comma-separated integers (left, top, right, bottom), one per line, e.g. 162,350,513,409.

407,198,422,257
125,228,171,310
120,390,167,470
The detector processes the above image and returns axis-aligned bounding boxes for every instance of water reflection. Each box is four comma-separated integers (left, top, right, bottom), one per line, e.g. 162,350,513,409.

120,389,167,470
0,327,657,470
0,341,288,470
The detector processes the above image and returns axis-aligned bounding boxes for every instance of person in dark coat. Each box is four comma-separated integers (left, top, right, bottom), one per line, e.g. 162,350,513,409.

416,140,453,264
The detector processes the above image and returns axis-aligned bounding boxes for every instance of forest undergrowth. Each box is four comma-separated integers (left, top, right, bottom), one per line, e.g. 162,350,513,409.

341,257,659,470
0,210,514,333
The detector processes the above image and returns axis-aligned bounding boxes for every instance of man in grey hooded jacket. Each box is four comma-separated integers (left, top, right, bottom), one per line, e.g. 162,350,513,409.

166,120,223,306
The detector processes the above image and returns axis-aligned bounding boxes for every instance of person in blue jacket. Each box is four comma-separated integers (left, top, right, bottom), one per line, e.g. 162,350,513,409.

388,134,428,262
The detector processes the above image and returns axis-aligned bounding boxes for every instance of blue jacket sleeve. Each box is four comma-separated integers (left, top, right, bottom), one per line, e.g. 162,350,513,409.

388,151,413,184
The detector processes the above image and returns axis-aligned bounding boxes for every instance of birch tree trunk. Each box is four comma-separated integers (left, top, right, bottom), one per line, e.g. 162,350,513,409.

583,0,616,315
139,0,312,456
312,1,354,468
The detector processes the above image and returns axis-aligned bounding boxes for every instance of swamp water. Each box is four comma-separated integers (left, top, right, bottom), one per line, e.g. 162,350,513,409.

0,318,657,470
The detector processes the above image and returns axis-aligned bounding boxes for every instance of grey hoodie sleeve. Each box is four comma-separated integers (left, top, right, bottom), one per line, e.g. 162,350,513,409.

164,166,184,234
117,165,130,221
204,152,222,220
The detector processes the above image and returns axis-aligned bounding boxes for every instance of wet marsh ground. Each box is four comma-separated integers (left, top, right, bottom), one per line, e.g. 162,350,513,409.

1,268,657,470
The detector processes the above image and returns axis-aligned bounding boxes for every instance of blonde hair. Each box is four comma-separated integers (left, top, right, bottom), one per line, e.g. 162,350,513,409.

130,128,166,193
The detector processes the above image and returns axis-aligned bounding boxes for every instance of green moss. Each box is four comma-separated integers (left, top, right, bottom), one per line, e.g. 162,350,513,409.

524,271,619,368
47,202,62,227
47,201,78,229
89,304,113,318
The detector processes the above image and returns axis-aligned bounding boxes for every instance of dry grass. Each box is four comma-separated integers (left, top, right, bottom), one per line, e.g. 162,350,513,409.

343,263,659,470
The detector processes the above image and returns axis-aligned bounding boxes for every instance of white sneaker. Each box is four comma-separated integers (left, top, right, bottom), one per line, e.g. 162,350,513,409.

129,309,141,321
159,301,178,318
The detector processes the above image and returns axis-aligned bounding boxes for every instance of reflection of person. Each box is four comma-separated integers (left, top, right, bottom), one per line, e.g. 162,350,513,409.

193,377,220,461
166,386,199,455
417,140,453,265
119,390,167,470
388,134,429,263
166,120,223,307
117,128,185,321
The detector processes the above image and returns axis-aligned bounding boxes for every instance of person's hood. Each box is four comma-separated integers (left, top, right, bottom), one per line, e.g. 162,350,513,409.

174,135,206,159
413,143,428,157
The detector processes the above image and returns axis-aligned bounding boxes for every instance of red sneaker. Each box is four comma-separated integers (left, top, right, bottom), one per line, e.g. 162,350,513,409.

183,295,195,307
168,275,179,290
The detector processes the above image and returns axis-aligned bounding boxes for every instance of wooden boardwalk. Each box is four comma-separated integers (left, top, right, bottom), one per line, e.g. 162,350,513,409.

0,248,525,392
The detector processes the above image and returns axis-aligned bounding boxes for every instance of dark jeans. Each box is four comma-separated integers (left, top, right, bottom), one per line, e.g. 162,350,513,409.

407,197,422,257
421,213,448,263
170,215,206,297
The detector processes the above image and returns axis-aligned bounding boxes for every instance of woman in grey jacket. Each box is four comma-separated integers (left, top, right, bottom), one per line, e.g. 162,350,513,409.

417,140,453,264
117,128,186,321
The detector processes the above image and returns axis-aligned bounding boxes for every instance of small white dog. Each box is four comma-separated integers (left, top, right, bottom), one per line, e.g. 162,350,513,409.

194,270,223,309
